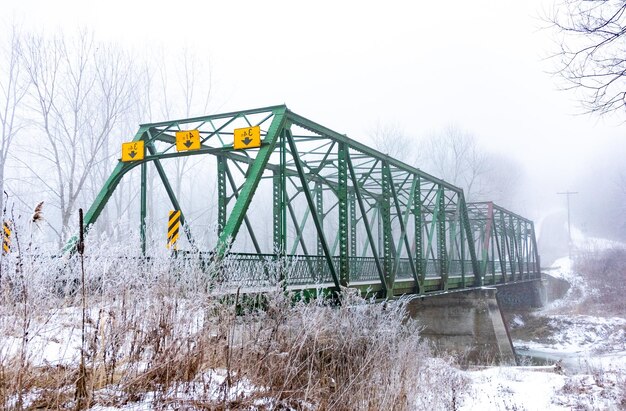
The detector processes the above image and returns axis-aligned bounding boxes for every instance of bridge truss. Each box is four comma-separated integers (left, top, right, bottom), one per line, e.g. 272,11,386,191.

82,105,540,299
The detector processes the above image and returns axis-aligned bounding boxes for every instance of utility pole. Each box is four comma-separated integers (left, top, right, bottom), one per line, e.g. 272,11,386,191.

557,191,578,259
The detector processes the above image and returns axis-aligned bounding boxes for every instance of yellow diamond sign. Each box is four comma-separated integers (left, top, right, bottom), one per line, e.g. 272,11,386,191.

176,129,201,151
121,141,145,162
234,126,261,150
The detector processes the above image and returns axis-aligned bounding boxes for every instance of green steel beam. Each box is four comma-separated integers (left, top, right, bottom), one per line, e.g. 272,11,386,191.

286,111,464,194
414,176,425,293
141,104,287,128
287,200,310,256
461,198,481,286
140,161,147,255
285,128,340,290
391,172,419,287
338,142,349,286
381,162,394,295
347,151,386,292
273,171,285,254
349,191,357,258
216,107,287,256
217,156,227,237
224,164,262,254
82,126,149,232
315,182,324,257
145,140,196,250
437,185,449,290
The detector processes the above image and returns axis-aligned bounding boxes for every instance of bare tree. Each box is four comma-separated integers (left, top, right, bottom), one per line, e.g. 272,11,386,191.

369,121,414,164
21,31,136,245
549,0,626,116
0,24,27,216
416,125,489,200
415,125,523,204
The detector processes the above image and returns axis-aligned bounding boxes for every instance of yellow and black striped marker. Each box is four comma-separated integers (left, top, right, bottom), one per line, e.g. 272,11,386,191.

167,210,181,250
2,221,11,254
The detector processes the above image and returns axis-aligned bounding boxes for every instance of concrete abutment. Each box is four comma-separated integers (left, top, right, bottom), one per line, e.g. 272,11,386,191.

405,284,547,365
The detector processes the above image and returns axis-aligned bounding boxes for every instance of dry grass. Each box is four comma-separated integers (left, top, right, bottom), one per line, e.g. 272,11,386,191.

574,246,626,316
0,230,468,410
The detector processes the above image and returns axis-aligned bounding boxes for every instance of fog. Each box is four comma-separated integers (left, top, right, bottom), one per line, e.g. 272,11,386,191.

3,0,625,255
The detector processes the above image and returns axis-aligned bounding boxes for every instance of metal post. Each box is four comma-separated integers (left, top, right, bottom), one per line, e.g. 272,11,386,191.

217,156,227,238
414,176,424,293
437,185,448,290
315,182,324,257
381,162,393,296
338,142,349,287
140,161,147,255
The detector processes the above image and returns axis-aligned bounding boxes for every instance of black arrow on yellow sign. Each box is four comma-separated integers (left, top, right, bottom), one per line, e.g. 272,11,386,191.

242,137,253,145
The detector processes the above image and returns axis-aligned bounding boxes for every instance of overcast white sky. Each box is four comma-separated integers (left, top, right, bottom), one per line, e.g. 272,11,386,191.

6,0,626,220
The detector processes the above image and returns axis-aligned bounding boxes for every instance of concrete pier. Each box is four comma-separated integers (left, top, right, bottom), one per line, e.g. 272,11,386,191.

406,287,517,365
496,279,547,310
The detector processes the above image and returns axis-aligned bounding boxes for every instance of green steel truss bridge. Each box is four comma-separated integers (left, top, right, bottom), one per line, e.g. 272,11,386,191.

82,105,540,299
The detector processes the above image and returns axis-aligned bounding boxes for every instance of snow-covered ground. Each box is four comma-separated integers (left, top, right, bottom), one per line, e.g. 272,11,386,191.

459,250,626,410
2,231,624,410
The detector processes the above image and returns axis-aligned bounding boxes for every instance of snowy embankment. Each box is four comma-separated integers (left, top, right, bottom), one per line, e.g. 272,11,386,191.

460,232,626,410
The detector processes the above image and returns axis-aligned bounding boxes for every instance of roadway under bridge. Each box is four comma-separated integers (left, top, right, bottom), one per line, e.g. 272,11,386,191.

78,105,541,301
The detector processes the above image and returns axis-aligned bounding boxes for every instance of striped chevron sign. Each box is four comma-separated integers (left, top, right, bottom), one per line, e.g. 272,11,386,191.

167,210,181,250
2,221,11,254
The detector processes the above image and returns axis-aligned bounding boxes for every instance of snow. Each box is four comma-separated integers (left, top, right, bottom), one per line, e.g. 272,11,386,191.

461,243,626,410
544,256,574,281
0,307,83,366
515,315,626,354
89,370,264,411
460,367,568,411
461,364,625,410
2,236,624,409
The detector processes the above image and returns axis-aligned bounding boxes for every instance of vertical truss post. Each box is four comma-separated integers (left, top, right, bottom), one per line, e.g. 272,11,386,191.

460,198,481,286
272,171,285,254
338,142,349,287
495,222,507,283
437,186,448,290
499,212,509,281
503,213,515,280
217,156,227,238
481,203,494,279
447,204,459,282
490,223,496,284
315,182,324,257
381,162,394,296
349,191,357,258
460,207,466,288
515,218,523,279
414,177,425,292
525,222,531,279
280,130,287,256
140,161,147,255
425,190,441,283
